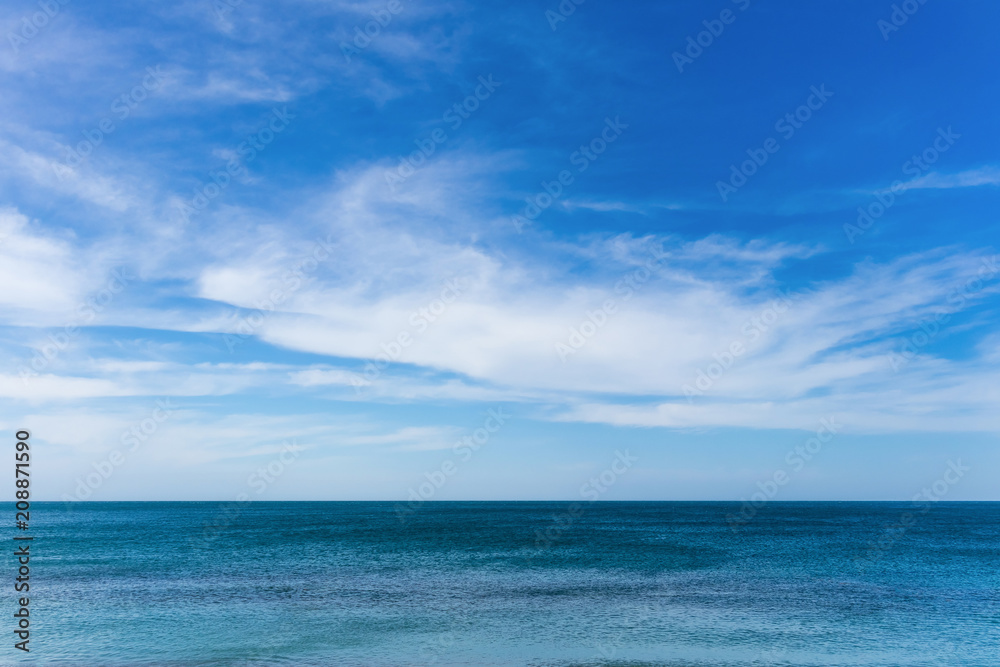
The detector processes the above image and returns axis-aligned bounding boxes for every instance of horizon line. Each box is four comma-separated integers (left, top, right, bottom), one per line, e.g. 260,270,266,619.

19,499,1000,503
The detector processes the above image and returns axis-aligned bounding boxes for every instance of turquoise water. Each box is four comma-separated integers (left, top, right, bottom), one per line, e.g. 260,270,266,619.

4,502,998,665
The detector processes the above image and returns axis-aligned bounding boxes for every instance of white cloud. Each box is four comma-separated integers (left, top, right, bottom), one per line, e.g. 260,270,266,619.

0,139,135,211
897,166,1000,191
0,208,91,316
0,373,131,401
2,148,998,434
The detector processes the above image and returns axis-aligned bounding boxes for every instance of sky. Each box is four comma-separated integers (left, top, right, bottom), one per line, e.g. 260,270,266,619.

1,0,998,502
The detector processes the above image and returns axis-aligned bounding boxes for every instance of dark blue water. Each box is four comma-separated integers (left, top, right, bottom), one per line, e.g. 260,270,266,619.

3,502,998,665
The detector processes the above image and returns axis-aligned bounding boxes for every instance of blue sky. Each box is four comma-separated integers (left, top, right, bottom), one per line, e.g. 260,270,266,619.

1,0,998,501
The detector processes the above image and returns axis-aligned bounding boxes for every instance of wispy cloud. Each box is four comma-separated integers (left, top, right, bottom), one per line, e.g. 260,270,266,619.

896,166,1000,192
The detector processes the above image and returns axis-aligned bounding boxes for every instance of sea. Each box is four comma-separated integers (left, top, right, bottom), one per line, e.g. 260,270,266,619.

4,501,998,666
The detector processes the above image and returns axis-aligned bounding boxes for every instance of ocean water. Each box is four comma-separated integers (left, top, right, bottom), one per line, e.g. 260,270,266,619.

4,501,998,666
